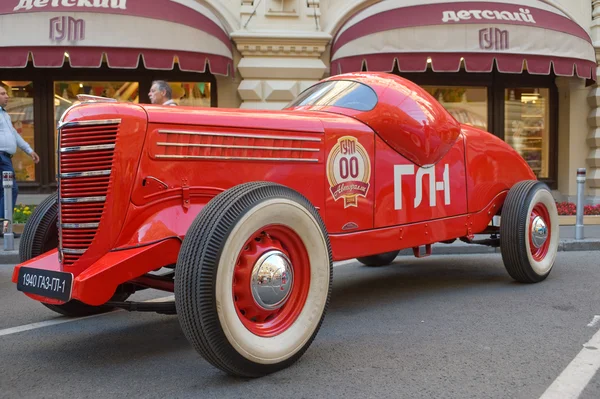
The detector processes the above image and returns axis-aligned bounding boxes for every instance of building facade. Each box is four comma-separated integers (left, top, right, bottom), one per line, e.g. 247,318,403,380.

1,0,599,204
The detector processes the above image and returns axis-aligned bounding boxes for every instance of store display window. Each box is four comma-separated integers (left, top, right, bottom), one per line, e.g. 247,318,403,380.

423,86,489,131
53,81,140,172
54,81,140,119
1,81,36,182
167,82,212,107
504,88,550,179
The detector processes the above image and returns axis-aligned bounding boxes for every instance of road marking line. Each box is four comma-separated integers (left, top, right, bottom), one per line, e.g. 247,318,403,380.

0,296,174,337
587,315,600,328
145,295,174,302
539,327,600,399
333,259,357,268
0,313,110,337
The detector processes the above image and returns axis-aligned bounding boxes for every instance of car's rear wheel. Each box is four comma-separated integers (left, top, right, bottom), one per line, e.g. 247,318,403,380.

20,192,128,317
356,250,400,267
175,182,332,377
499,181,559,283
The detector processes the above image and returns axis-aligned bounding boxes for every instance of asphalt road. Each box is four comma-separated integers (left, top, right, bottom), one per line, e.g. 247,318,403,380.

1,251,599,399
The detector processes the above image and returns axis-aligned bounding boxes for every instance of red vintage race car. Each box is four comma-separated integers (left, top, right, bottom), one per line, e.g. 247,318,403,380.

12,72,558,377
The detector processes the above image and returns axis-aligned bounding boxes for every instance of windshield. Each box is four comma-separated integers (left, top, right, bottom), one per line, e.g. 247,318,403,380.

285,80,378,112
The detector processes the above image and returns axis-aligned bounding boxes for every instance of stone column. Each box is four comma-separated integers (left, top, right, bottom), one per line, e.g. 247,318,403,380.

588,1,600,200
587,59,600,199
556,76,592,201
231,0,331,109
594,0,600,21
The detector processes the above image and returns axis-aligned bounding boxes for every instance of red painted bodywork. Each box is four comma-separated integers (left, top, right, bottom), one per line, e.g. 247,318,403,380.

12,72,536,306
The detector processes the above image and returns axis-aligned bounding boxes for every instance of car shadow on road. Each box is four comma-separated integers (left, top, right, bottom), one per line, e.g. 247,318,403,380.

328,255,539,313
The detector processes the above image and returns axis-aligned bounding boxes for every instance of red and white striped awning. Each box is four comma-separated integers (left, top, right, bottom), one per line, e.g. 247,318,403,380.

0,0,233,76
331,0,597,81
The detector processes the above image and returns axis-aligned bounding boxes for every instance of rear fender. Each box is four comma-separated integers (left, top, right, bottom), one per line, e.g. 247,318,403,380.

462,125,537,213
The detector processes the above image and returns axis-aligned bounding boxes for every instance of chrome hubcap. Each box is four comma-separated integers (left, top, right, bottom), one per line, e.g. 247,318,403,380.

531,216,548,248
250,250,294,311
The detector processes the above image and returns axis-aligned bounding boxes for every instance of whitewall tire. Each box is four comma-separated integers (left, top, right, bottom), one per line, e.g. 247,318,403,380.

175,182,332,377
500,181,559,283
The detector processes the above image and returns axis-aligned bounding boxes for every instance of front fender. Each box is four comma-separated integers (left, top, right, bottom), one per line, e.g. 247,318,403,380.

12,239,181,306
114,187,225,249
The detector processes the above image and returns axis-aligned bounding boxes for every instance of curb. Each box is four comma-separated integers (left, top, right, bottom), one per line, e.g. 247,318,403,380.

0,250,19,264
558,239,600,252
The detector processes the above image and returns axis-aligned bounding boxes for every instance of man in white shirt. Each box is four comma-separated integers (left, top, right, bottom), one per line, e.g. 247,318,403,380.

148,80,177,106
0,85,40,220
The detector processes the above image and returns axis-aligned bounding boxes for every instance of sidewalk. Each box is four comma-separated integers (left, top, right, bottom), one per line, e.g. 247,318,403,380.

1,225,599,265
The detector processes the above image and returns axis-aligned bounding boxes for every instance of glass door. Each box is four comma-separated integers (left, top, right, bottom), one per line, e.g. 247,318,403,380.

504,88,550,179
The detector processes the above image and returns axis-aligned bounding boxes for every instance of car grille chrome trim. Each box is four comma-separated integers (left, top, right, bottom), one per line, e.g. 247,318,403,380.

60,196,107,203
59,170,112,178
60,144,116,153
157,129,322,142
58,118,121,129
57,120,119,266
62,248,87,255
61,223,100,229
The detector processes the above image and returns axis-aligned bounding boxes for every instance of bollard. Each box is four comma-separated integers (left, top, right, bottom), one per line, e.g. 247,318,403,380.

575,168,586,240
2,171,14,251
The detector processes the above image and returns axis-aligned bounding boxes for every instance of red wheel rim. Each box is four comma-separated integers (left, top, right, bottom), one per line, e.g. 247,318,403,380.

233,224,310,337
529,203,551,262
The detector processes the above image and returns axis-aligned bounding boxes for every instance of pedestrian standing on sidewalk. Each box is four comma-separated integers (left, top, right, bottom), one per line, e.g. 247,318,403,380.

0,85,40,220
148,80,178,106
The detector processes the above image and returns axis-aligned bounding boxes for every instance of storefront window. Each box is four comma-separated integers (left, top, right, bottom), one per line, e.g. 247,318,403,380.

1,81,35,182
504,88,550,179
53,81,140,172
423,86,489,131
54,81,140,121
166,82,211,107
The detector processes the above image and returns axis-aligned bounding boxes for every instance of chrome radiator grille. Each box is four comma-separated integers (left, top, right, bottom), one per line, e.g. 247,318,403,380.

57,119,120,266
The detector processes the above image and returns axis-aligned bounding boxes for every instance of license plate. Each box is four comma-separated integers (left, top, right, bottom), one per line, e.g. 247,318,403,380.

17,267,73,302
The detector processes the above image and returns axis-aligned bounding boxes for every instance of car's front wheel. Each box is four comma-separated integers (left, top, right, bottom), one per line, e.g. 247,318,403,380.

499,181,559,283
175,182,332,377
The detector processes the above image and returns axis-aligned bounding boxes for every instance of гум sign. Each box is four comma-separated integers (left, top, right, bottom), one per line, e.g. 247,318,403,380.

50,16,85,42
